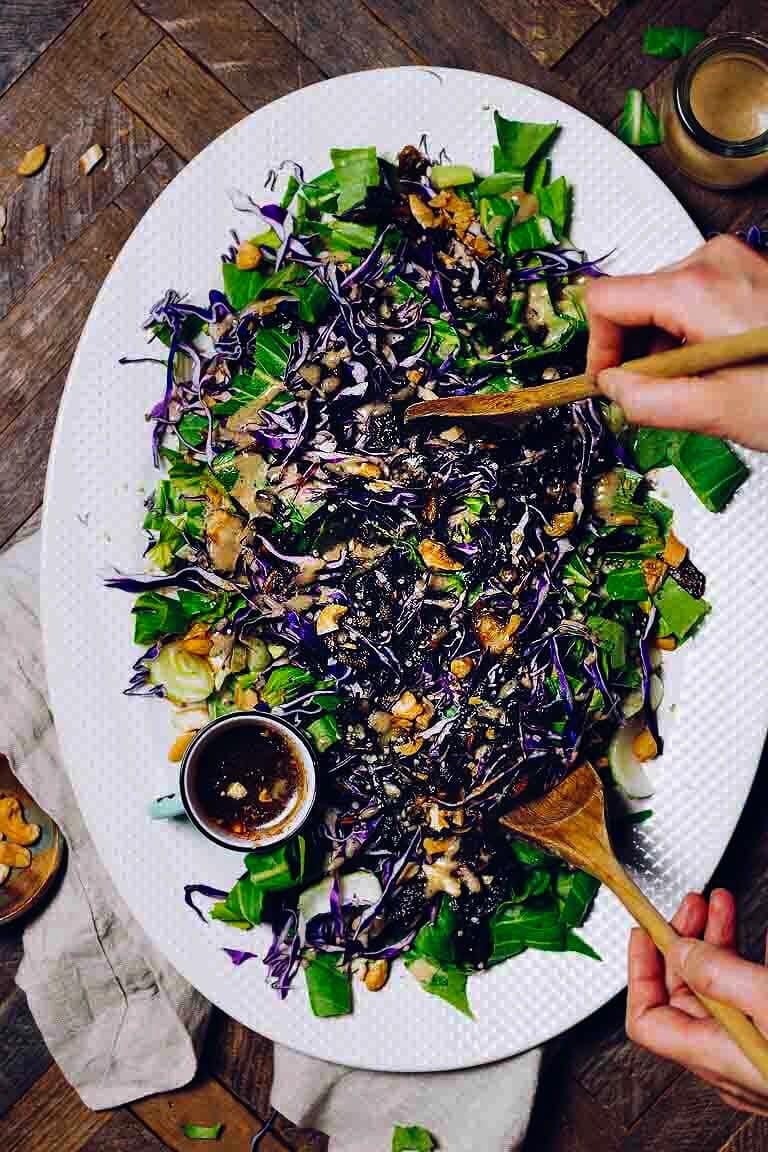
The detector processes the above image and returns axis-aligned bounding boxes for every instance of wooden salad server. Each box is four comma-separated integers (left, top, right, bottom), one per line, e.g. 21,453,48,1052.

501,762,768,1081
405,325,768,423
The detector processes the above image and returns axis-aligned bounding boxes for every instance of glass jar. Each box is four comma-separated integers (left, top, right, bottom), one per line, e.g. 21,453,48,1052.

661,32,768,189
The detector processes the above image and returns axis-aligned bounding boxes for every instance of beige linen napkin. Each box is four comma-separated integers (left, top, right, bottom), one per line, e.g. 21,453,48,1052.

1,525,540,1148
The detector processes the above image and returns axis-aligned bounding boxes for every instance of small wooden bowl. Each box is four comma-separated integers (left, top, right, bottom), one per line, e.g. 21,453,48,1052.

0,758,64,927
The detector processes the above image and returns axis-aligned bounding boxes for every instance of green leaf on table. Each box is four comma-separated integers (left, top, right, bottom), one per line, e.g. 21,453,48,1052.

182,1123,223,1141
177,589,230,623
493,111,559,171
409,897,458,967
404,898,473,1017
653,578,710,640
643,25,705,58
307,714,340,753
132,591,188,645
632,427,748,511
430,163,475,189
210,447,239,492
587,616,627,669
328,219,378,251
632,427,683,471
160,448,206,494
627,808,654,825
210,874,264,930
301,167,340,211
617,90,663,148
565,930,603,961
305,952,353,1017
475,170,525,197
295,274,331,323
280,173,300,209
424,318,461,364
508,868,552,903
330,146,380,213
505,214,557,256
178,411,208,449
479,193,517,246
604,565,648,602
404,955,473,1017
145,517,185,572
244,836,306,890
261,665,315,708
222,261,266,311
510,839,552,868
644,495,674,532
670,433,748,513
556,870,600,927
527,156,551,194
490,898,565,960
476,373,523,395
253,327,295,382
538,176,572,236
392,1124,437,1151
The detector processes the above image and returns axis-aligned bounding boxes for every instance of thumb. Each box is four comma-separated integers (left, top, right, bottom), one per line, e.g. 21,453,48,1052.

672,938,768,1027
597,364,768,450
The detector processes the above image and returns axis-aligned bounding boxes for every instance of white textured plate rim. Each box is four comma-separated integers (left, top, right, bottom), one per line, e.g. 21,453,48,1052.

40,67,768,1071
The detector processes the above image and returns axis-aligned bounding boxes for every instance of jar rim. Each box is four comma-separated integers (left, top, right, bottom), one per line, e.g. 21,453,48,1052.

674,32,768,159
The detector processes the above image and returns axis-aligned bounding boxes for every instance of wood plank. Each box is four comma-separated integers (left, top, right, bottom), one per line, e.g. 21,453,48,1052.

0,0,162,202
0,915,23,1003
1,1063,110,1151
205,1014,326,1151
116,146,186,225
481,0,600,67
0,0,88,96
586,0,623,16
361,0,584,108
0,96,163,319
624,1071,745,1152
0,508,43,552
709,0,768,37
721,1117,768,1152
559,1073,624,1152
568,996,684,1129
0,367,67,550
523,1045,625,1152
0,987,52,1118
134,0,324,109
247,0,420,74
555,0,726,123
80,1110,169,1152
131,1075,286,1152
0,206,134,438
205,1013,273,1116
116,38,247,162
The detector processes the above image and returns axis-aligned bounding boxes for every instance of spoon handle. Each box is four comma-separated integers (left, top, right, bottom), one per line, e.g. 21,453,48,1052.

405,325,768,421
595,848,768,1081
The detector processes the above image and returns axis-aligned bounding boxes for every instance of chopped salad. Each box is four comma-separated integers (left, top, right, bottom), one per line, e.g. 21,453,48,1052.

110,112,747,1019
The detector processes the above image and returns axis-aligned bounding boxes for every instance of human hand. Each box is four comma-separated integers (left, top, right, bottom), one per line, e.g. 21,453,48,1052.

627,888,768,1114
585,236,768,450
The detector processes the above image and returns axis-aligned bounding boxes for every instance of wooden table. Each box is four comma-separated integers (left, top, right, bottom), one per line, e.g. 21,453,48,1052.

0,2,767,1149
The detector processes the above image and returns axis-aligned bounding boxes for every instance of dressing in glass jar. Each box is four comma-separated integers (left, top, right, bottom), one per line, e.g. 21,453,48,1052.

662,33,768,189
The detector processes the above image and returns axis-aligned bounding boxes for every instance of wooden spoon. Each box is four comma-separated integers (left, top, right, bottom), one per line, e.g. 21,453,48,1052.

501,762,768,1081
405,325,768,423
